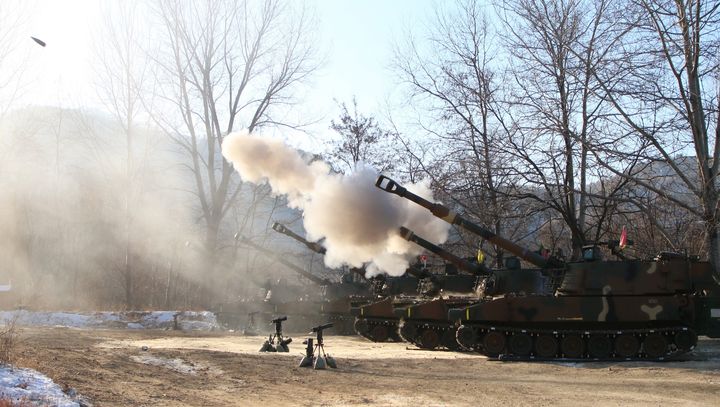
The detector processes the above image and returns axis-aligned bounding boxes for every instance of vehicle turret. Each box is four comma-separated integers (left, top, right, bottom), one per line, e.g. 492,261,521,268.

377,175,720,359
376,175,563,269
398,226,490,276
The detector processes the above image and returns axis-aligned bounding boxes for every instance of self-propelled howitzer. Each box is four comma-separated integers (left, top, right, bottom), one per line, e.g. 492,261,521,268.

377,176,563,270
379,176,556,296
377,175,720,360
213,234,330,330
393,227,491,350
354,227,490,348
270,223,429,342
236,234,371,334
350,261,431,344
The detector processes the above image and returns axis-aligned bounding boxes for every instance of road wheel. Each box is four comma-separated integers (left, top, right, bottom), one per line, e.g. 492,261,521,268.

456,325,477,350
614,334,639,358
419,329,441,350
534,334,558,358
482,331,506,356
643,333,668,359
353,318,369,336
369,324,389,343
442,328,460,351
399,321,418,342
561,334,584,358
673,330,697,351
509,333,532,356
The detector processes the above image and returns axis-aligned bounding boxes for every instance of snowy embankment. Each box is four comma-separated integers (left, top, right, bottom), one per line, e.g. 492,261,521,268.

0,310,220,331
0,366,86,406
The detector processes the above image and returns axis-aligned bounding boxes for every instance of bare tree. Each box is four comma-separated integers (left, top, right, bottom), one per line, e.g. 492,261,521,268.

497,0,631,259
590,0,720,268
0,0,31,115
393,0,531,265
327,97,395,174
93,1,152,309
147,0,318,297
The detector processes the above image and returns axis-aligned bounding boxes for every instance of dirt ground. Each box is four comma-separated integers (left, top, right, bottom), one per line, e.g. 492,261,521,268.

11,327,720,406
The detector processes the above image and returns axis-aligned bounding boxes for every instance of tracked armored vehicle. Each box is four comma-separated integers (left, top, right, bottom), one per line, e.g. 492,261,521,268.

377,175,720,360
352,233,491,346
350,261,435,343
392,227,490,350
270,222,370,299
271,223,431,342
230,232,373,334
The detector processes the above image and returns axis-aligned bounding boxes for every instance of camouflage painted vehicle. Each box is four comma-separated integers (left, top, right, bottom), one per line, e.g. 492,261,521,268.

352,295,414,342
392,227,490,350
230,233,373,334
352,234,490,346
377,175,720,360
270,222,376,334
351,261,437,343
271,222,437,342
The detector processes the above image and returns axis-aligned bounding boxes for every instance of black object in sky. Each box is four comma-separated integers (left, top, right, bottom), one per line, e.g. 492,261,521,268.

31,37,46,47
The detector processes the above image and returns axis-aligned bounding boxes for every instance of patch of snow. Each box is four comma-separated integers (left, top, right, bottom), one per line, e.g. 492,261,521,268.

0,310,220,331
0,365,82,406
553,363,585,368
178,320,217,331
130,355,200,375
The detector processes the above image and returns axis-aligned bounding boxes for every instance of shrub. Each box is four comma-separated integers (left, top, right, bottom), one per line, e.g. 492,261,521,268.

0,315,20,365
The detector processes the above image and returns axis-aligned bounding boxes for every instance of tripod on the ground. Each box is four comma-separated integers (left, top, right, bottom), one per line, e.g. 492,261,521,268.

259,316,292,352
298,323,336,369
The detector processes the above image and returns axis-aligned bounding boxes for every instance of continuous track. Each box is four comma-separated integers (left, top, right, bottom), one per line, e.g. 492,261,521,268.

353,317,402,342
456,324,697,361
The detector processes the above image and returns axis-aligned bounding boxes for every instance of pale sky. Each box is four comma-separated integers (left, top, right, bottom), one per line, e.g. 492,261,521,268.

17,0,99,108
12,0,437,151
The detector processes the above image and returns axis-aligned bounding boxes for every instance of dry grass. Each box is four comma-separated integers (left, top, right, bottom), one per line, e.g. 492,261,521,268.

0,315,20,365
0,397,33,407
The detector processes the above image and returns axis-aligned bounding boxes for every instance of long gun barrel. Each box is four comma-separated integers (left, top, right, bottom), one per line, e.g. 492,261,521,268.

271,222,368,280
236,234,330,286
399,227,491,275
271,222,327,255
377,176,563,269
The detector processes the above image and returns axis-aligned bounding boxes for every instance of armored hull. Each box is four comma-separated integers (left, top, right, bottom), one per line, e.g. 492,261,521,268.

375,175,720,360
396,296,476,350
352,296,410,342
452,257,720,360
353,270,483,344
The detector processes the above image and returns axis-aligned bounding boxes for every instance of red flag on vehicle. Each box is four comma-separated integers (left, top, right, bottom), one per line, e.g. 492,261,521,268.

619,226,627,250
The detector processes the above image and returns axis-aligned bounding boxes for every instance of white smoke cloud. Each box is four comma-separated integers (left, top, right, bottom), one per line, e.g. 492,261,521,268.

221,130,450,276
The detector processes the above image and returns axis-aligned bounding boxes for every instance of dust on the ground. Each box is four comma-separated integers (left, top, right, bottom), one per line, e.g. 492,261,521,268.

13,327,720,406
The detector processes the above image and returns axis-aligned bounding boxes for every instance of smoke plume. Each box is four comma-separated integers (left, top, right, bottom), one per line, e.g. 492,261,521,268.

222,130,450,276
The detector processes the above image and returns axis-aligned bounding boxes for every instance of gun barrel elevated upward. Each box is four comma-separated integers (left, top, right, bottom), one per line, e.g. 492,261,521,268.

398,227,490,275
377,175,562,269
271,222,327,255
236,235,329,286
272,222,368,280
